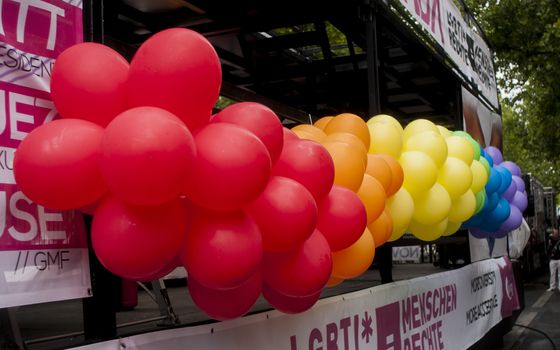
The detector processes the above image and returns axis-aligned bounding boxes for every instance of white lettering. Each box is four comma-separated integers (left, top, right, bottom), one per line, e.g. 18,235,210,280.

9,92,34,141
38,205,65,240
6,0,65,50
8,191,37,241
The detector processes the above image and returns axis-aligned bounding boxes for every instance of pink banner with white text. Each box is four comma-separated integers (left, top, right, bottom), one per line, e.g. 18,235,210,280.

0,0,90,308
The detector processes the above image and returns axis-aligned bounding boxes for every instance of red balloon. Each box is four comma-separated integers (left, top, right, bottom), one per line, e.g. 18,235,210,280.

317,185,367,251
263,229,332,297
248,176,317,252
50,43,129,126
272,139,335,202
99,107,196,206
263,284,321,314
91,196,187,280
212,102,284,164
283,127,299,143
184,123,271,211
135,254,181,282
127,28,221,131
189,272,262,321
14,119,107,210
181,209,263,290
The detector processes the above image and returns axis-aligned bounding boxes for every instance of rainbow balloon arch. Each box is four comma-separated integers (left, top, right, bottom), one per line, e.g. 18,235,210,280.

12,28,527,320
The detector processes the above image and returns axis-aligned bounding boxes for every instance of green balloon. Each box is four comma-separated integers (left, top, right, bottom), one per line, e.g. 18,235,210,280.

467,138,481,161
453,130,472,139
474,189,486,214
478,156,491,175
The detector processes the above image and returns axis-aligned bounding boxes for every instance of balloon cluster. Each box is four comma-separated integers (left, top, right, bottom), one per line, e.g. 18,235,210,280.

11,28,394,320
290,113,404,287
462,146,528,238
363,117,527,241
12,26,527,321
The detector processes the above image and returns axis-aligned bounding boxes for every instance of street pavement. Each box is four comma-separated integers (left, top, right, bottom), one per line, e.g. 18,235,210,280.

501,272,560,350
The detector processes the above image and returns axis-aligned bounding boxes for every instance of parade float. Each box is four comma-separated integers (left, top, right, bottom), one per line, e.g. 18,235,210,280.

0,0,532,349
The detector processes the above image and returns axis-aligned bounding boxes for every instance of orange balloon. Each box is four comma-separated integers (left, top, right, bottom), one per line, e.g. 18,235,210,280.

324,113,370,150
367,209,393,247
326,275,344,287
314,116,333,130
357,174,386,224
365,154,393,193
325,132,368,167
332,228,375,279
323,142,365,192
376,154,404,196
292,124,326,143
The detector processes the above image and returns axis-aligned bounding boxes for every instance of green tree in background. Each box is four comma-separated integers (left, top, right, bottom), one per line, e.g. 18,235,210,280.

464,0,560,191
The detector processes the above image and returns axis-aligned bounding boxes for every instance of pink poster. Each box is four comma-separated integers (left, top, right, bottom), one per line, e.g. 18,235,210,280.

0,0,90,308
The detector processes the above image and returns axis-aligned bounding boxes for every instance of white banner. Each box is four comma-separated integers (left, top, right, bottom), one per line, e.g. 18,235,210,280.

393,245,421,263
0,0,91,307
73,257,520,350
395,0,499,110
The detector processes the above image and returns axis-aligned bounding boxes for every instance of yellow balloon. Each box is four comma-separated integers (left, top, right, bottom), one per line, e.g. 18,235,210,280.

470,160,489,193
412,183,452,225
367,114,404,133
332,229,375,279
323,141,365,192
437,125,452,138
314,116,333,130
292,124,326,143
446,136,474,165
448,190,476,223
325,132,368,168
367,121,403,158
403,119,439,142
399,151,438,194
388,225,407,242
403,131,448,168
324,113,370,150
437,157,473,198
442,220,462,236
387,188,414,241
409,218,448,241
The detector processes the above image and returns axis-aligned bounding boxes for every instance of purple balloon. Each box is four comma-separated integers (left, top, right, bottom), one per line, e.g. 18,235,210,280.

470,228,491,239
485,146,503,165
498,205,523,233
500,161,522,177
512,175,525,192
511,190,528,212
502,179,518,201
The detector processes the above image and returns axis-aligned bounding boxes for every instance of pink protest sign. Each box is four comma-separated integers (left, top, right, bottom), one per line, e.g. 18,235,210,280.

0,0,90,308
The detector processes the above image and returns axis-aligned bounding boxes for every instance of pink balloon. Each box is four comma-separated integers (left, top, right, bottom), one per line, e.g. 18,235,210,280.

184,123,271,211
263,229,332,297
127,28,221,131
272,139,335,202
248,176,317,252
212,102,284,164
50,43,129,126
189,272,262,321
91,196,187,280
14,119,107,210
263,284,321,314
317,185,367,251
180,208,263,290
99,107,196,206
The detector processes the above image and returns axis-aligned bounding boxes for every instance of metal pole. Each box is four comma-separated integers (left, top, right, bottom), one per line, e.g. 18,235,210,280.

365,3,381,116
